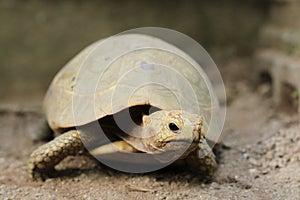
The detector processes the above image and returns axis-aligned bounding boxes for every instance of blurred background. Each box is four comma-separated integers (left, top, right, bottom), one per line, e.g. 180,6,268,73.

0,0,297,106
1,2,300,198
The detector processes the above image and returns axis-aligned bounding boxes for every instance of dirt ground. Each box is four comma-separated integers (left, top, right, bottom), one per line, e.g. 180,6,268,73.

0,58,299,200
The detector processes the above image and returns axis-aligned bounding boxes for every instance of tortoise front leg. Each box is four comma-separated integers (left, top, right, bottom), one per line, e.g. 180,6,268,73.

28,130,85,180
185,138,217,180
90,140,139,155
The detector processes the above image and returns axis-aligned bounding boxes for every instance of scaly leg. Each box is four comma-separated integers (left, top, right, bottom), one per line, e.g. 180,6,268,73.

28,130,85,180
185,138,217,180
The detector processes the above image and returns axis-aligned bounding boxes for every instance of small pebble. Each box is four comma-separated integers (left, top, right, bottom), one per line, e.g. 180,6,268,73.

35,193,43,198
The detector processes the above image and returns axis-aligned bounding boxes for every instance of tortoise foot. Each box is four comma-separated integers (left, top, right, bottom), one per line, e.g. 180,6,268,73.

29,167,57,181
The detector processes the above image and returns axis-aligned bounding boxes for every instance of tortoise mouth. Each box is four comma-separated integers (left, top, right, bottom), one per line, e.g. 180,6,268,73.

163,139,196,151
166,139,194,144
153,140,198,161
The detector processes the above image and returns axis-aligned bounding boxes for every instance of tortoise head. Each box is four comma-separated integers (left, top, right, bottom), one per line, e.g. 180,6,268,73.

141,110,203,158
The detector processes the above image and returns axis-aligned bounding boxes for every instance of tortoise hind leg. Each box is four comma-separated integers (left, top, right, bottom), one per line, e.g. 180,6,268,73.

28,130,85,180
185,138,217,180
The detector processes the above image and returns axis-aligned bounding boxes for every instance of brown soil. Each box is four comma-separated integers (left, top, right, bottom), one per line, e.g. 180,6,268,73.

0,58,299,200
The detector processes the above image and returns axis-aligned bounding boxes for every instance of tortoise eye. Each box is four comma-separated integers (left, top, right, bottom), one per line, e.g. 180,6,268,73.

169,122,179,132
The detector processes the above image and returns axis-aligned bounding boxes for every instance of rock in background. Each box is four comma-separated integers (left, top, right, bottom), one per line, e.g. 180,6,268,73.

256,0,300,114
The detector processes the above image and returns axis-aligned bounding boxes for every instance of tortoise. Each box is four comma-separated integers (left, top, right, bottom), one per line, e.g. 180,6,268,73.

28,34,219,179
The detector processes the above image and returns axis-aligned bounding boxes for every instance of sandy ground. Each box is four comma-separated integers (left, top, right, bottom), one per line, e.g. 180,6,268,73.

0,58,299,200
